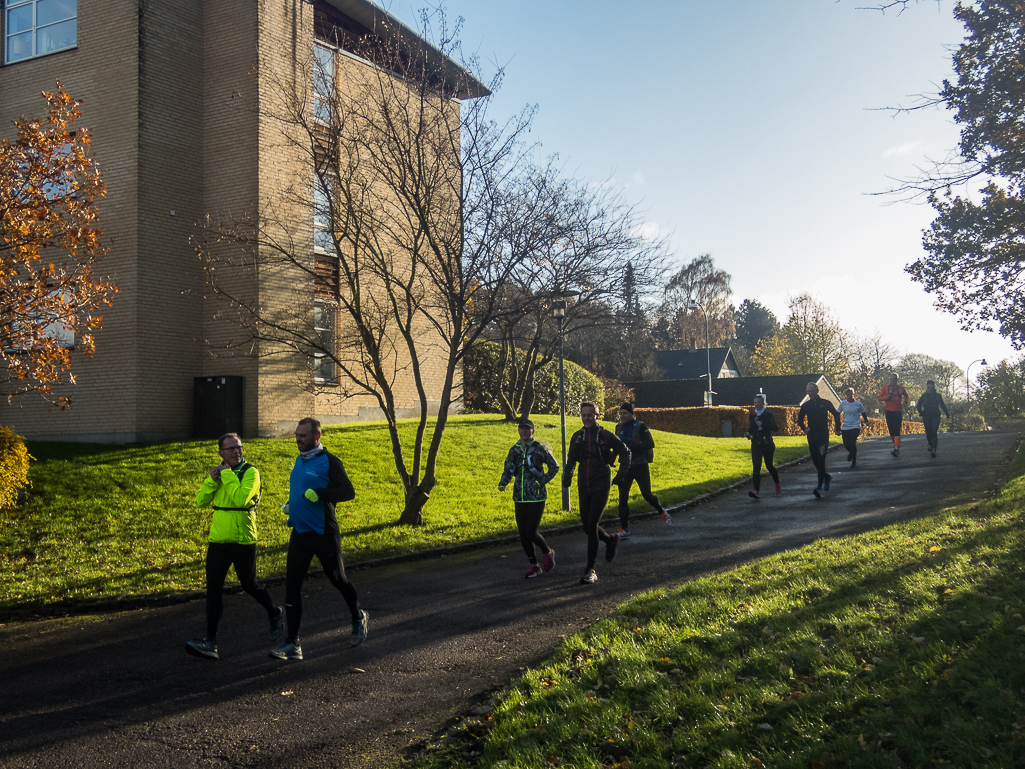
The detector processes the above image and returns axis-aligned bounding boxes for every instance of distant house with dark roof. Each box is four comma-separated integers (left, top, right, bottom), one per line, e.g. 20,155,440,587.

655,347,740,380
630,374,841,409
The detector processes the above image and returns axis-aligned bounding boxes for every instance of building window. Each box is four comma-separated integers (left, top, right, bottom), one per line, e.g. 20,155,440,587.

5,0,77,64
312,302,336,383
313,175,333,254
313,42,335,125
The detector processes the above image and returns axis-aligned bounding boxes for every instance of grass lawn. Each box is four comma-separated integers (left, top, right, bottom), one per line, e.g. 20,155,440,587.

0,414,808,611
410,442,1025,769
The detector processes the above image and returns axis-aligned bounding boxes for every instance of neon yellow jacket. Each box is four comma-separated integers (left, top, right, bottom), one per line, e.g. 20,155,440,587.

195,462,261,544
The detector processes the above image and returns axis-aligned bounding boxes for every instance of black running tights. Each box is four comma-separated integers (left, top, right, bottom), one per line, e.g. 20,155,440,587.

616,464,664,529
841,428,861,463
205,542,277,640
284,529,360,643
807,433,829,486
751,442,779,491
514,501,550,563
578,485,613,570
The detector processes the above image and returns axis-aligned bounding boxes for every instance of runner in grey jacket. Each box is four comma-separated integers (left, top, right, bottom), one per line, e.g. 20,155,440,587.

837,388,870,469
499,420,559,577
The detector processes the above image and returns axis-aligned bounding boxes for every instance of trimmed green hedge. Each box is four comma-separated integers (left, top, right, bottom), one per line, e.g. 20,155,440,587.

634,406,926,438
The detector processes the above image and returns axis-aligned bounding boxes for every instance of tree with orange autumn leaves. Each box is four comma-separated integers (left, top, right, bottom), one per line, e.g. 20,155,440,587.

0,83,116,408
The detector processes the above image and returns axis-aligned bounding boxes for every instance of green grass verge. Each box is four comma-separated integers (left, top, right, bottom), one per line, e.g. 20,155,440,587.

0,414,808,611
411,442,1025,769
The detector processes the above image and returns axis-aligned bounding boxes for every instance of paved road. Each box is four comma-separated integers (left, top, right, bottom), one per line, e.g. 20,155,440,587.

0,431,1017,768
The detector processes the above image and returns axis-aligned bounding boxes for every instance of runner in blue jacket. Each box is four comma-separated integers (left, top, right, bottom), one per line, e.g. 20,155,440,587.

269,418,367,661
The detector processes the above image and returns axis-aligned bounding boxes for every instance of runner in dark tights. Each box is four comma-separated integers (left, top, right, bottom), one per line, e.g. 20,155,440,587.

877,373,910,457
837,388,870,469
562,401,631,585
798,383,842,497
614,402,671,537
498,419,559,578
744,394,781,499
270,418,367,661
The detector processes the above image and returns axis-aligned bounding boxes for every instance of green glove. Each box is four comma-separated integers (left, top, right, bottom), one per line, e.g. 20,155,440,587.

304,488,319,502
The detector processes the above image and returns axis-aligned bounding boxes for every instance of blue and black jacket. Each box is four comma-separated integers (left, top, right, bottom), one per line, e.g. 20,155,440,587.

287,447,355,536
615,418,655,467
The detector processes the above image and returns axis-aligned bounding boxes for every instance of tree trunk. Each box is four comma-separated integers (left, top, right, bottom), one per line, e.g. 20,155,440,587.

399,486,430,526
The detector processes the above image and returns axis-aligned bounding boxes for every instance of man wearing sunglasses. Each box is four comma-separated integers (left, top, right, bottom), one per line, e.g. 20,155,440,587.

186,433,283,660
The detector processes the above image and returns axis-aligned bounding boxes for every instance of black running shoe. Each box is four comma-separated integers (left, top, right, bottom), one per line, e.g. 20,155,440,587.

186,637,219,661
604,533,620,562
269,606,285,642
813,487,822,498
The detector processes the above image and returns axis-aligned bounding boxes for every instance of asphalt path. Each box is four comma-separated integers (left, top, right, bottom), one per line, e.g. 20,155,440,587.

0,430,1018,768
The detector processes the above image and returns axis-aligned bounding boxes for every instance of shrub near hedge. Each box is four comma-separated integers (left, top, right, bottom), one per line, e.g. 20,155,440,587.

463,340,605,416
634,406,925,438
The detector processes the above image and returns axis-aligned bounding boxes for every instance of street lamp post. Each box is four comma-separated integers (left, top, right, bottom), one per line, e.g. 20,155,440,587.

967,358,987,404
552,289,580,512
688,301,713,407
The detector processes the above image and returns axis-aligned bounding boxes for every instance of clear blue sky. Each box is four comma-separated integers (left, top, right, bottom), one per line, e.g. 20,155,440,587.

387,0,1017,383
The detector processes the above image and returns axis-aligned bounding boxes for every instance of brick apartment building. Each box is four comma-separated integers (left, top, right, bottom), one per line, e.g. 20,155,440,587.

0,0,476,442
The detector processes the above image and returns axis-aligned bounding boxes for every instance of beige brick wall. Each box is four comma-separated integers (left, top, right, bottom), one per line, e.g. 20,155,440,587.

0,0,460,442
0,0,141,441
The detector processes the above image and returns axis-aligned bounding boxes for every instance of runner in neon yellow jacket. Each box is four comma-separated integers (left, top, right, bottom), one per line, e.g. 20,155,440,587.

196,453,261,544
186,433,283,661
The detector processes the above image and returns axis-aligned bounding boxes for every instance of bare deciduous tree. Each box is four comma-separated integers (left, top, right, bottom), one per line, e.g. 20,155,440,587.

654,254,735,352
479,165,669,421
196,11,537,525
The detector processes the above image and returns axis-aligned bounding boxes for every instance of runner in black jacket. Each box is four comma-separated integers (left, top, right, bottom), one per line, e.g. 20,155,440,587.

797,383,842,498
562,401,631,585
916,380,950,458
744,395,781,499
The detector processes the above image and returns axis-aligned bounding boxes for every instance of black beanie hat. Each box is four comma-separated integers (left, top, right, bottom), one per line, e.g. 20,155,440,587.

620,402,634,413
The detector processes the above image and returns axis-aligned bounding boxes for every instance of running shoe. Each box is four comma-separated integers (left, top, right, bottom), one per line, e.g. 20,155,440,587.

823,473,832,492
748,489,760,500
846,452,852,462
891,448,898,457
580,569,598,585
185,637,219,661
542,550,556,573
351,610,369,647
931,448,937,458
269,606,285,642
660,510,672,525
774,482,782,496
269,641,303,660
616,528,631,540
850,461,857,469
605,532,620,562
525,562,542,578
813,487,822,498
895,448,900,457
